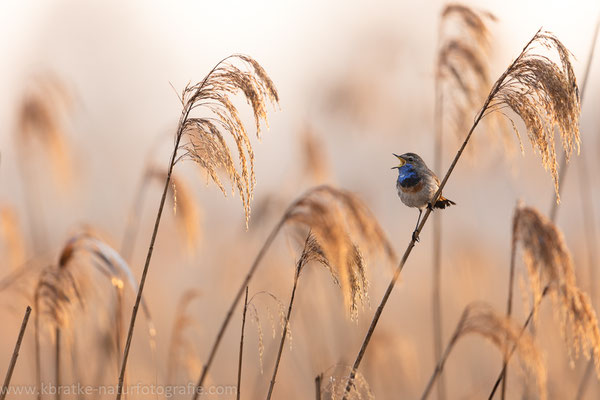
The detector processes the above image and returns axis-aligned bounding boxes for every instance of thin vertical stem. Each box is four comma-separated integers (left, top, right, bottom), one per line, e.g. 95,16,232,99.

266,265,300,399
236,287,249,400
432,65,446,400
0,306,32,400
120,173,151,262
501,213,518,399
315,374,322,400
116,105,188,400
55,327,60,400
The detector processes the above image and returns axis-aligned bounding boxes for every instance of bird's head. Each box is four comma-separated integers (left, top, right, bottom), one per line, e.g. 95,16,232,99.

391,153,424,169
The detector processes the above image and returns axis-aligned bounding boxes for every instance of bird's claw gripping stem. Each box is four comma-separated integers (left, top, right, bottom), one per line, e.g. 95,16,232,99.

427,202,434,211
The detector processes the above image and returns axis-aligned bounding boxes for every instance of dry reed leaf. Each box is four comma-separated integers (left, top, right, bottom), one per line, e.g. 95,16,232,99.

282,186,396,319
321,364,374,400
176,55,278,227
167,289,203,382
513,204,600,375
146,167,202,254
17,73,74,187
438,4,500,143
0,206,26,270
453,302,547,400
486,31,580,200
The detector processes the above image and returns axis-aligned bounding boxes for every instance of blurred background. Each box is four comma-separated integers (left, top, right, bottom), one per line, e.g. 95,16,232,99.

1,0,600,398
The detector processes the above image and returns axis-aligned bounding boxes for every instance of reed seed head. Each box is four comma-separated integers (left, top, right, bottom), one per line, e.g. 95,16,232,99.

177,55,279,227
488,31,580,200
513,204,600,374
283,186,396,319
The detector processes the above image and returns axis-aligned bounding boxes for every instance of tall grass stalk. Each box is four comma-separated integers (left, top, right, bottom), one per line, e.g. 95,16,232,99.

342,30,580,398
236,287,249,400
315,374,323,400
0,306,32,400
265,263,299,400
432,51,446,400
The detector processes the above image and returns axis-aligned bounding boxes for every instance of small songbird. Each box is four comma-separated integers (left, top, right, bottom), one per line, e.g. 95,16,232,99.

392,153,455,241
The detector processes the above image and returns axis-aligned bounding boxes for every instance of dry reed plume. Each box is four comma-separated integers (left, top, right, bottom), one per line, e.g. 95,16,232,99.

486,31,581,200
513,205,600,373
17,74,74,188
283,186,396,318
342,30,581,398
119,54,278,399
177,55,279,227
300,124,330,184
319,364,374,400
437,4,497,142
421,302,547,400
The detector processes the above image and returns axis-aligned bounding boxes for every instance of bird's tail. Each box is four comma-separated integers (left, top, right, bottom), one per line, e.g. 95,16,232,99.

434,196,456,209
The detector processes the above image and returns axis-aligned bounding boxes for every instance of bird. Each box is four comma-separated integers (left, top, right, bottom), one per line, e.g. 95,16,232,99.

392,152,455,242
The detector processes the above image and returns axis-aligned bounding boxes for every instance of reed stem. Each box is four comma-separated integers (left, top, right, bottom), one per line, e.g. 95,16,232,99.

0,306,32,400
266,263,300,399
236,287,249,400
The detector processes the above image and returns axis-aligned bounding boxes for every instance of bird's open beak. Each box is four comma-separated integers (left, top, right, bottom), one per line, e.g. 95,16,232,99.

391,153,406,169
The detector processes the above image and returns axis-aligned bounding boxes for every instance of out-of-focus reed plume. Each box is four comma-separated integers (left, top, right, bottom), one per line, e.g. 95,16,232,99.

16,74,76,252
300,125,330,184
121,166,202,260
0,206,26,271
421,302,547,400
177,55,279,227
437,4,498,144
16,74,74,188
167,289,203,383
486,31,581,200
512,205,600,374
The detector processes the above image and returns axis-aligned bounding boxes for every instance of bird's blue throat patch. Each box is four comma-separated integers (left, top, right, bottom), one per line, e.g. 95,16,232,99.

397,164,421,188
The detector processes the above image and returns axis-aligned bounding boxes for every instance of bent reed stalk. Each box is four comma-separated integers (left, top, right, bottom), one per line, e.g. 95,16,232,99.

0,306,32,400
342,29,581,399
